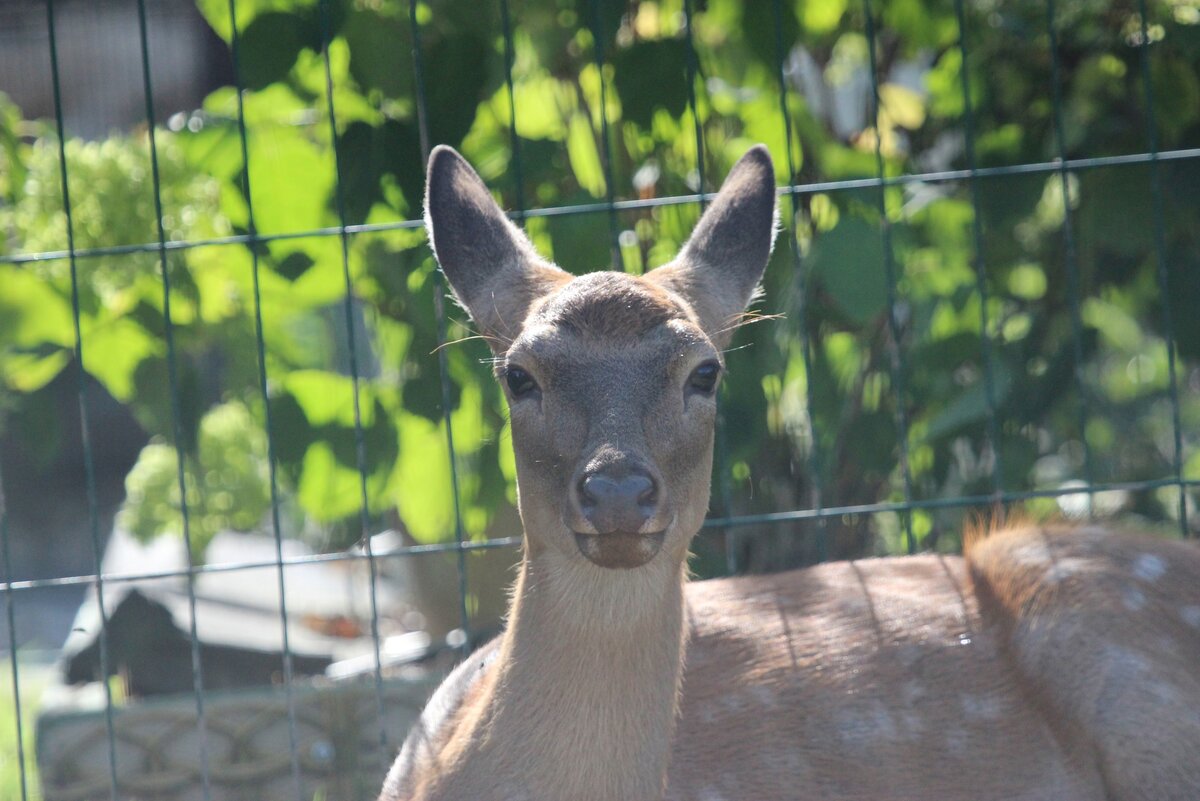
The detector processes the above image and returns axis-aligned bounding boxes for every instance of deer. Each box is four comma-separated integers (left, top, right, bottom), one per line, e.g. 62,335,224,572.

380,144,1200,801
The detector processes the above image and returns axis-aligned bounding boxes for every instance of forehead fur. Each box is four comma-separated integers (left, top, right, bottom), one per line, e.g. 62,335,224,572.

532,272,689,340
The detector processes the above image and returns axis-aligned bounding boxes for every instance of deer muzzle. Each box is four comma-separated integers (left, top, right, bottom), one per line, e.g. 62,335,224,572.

571,464,666,569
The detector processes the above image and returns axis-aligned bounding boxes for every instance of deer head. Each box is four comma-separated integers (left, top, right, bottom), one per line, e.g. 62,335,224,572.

425,146,776,574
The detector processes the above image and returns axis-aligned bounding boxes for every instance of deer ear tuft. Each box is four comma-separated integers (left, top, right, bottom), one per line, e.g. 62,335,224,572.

424,146,568,348
646,145,778,347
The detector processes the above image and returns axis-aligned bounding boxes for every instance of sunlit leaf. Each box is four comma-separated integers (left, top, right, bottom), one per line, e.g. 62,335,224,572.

802,0,847,34
2,349,70,392
285,369,375,428
392,414,455,543
82,318,164,402
298,440,364,522
566,114,607,198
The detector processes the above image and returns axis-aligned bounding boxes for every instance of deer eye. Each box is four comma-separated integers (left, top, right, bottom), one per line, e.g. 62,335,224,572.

505,366,539,398
687,361,721,396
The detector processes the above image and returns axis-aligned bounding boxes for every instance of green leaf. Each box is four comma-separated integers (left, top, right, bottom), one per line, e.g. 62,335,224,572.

546,203,611,272
284,369,374,428
612,40,689,129
566,114,606,198
82,318,164,402
298,441,364,522
423,30,493,147
236,12,322,91
334,120,423,224
1007,263,1047,301
2,349,69,392
802,0,847,34
1082,298,1142,351
879,83,925,130
344,9,412,98
509,76,572,140
117,401,272,561
809,216,887,324
195,0,320,44
0,267,74,348
392,415,455,543
924,362,1013,442
247,126,335,235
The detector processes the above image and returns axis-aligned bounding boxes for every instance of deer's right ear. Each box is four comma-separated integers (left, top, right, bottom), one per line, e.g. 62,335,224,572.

646,145,777,348
425,146,569,349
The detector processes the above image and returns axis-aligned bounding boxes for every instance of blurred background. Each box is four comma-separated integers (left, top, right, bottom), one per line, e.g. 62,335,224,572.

1,0,1199,797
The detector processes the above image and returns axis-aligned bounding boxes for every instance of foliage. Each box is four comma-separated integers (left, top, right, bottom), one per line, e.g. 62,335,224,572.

118,401,276,561
1,0,1199,567
0,659,45,800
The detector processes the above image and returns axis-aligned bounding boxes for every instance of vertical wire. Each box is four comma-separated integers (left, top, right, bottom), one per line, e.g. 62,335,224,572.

224,1,303,796
1135,0,1188,536
861,0,917,553
0,465,29,801
772,0,828,562
682,0,735,571
584,0,624,270
408,0,472,652
952,0,1004,500
315,0,389,754
46,2,120,798
132,1,213,797
499,0,534,590
500,0,526,218
682,0,705,201
1045,0,1095,514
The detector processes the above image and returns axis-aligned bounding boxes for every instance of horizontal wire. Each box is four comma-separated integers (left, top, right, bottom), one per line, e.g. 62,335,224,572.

0,536,522,593
702,475,1196,528
4,474,1194,594
5,146,1199,267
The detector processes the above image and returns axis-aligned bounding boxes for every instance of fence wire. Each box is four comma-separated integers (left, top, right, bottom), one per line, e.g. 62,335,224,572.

1,0,1198,799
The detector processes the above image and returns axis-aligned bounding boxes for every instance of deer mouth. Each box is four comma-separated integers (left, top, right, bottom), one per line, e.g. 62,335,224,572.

573,530,666,569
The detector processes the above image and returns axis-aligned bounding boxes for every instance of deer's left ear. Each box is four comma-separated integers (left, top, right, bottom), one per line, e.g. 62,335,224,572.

647,145,778,347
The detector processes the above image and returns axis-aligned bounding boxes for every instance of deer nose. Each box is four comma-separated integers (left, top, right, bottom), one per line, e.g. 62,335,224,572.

577,468,659,534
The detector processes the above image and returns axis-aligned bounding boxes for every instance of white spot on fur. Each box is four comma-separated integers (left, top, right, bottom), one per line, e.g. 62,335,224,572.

898,710,924,734
1180,605,1200,629
750,686,774,708
771,747,809,777
1010,543,1103,583
1008,542,1053,568
720,695,746,715
1133,553,1167,582
943,727,967,756
961,695,1001,721
1101,643,1161,699
872,706,899,740
896,643,922,668
1122,586,1147,611
1045,557,1095,583
834,701,904,750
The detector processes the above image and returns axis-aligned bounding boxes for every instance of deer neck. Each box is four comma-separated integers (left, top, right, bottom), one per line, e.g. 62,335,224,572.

453,550,688,801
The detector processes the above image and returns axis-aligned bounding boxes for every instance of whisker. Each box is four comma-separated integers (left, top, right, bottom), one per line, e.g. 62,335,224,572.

430,331,508,354
709,311,786,340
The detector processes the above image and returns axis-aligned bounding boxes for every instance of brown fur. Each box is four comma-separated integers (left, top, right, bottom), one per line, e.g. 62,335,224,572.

382,146,1200,801
541,272,687,340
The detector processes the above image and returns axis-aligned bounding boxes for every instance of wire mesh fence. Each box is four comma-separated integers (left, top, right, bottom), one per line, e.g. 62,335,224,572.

1,0,1198,798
